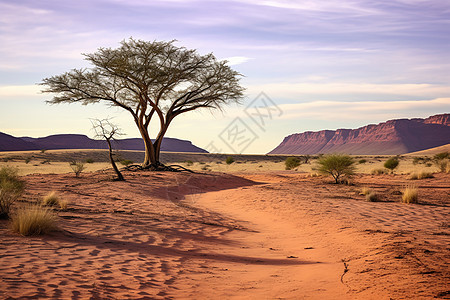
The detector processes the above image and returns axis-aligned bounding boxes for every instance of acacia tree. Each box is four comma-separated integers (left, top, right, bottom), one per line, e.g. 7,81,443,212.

317,154,356,184
41,38,244,170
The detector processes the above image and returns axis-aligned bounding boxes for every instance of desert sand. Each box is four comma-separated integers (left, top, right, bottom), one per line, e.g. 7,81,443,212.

1,156,449,299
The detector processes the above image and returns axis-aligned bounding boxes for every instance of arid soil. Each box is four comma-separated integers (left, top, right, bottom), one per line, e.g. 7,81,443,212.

0,170,449,299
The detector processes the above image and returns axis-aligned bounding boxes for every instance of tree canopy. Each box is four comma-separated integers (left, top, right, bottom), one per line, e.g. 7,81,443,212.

41,38,245,169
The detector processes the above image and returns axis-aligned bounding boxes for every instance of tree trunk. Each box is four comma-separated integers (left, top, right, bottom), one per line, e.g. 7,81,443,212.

106,138,124,181
153,122,170,165
137,124,157,168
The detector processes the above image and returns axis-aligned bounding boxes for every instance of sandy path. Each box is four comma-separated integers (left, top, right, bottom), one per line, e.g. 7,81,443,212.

185,172,449,299
0,170,449,299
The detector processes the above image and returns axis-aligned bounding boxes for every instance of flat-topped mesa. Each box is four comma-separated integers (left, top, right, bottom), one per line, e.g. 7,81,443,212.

423,113,450,126
269,113,450,155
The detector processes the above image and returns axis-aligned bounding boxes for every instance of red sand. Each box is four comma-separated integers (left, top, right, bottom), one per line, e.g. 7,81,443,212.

1,170,449,299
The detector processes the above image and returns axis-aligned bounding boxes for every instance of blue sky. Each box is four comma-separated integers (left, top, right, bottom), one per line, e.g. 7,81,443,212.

1,0,449,154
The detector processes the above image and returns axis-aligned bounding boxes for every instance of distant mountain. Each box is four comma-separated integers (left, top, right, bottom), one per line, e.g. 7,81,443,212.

269,114,450,155
1,133,208,153
0,132,37,151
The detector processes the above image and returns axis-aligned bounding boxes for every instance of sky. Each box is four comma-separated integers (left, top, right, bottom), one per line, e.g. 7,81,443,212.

1,0,449,154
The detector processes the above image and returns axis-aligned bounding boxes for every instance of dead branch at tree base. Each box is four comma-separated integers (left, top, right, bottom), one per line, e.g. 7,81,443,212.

124,163,195,173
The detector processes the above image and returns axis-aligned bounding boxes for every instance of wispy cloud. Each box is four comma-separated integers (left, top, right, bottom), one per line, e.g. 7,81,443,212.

278,98,450,121
222,56,252,66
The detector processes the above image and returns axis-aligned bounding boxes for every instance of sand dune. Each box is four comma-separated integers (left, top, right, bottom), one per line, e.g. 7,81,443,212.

1,169,449,299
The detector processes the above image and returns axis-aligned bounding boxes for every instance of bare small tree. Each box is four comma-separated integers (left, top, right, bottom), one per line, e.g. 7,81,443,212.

41,38,245,170
91,118,125,181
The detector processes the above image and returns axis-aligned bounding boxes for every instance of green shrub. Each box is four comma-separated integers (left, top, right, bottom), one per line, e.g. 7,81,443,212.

69,161,86,177
285,156,301,170
434,151,449,161
86,158,94,163
120,159,134,166
226,156,235,165
0,166,25,219
25,157,31,164
11,205,57,236
185,160,193,166
358,159,367,164
317,154,355,184
384,157,399,173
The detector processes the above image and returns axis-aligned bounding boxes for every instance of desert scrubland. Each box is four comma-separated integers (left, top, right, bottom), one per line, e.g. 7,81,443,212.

0,150,449,299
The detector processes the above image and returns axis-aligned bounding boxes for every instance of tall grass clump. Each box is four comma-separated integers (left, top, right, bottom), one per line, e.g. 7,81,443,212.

401,185,418,204
11,205,57,236
0,166,25,219
317,154,355,184
285,156,301,170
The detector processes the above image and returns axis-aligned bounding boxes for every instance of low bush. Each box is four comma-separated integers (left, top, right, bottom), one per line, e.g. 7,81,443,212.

120,159,134,166
0,166,25,219
285,156,301,170
384,157,399,173
433,151,449,161
11,205,57,236
86,158,94,163
317,154,355,184
401,185,418,204
69,161,86,177
358,159,367,164
226,156,234,165
185,160,193,166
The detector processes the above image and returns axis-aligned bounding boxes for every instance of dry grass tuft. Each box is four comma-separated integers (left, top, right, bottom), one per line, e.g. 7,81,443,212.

41,191,68,210
360,187,372,195
401,185,418,204
308,172,321,177
366,192,379,202
371,168,387,175
11,205,58,236
409,171,434,180
42,191,59,206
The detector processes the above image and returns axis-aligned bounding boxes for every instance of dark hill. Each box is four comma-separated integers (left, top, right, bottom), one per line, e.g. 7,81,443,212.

1,133,207,153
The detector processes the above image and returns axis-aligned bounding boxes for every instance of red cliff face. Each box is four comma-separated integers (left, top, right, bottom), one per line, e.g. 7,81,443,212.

269,114,450,155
